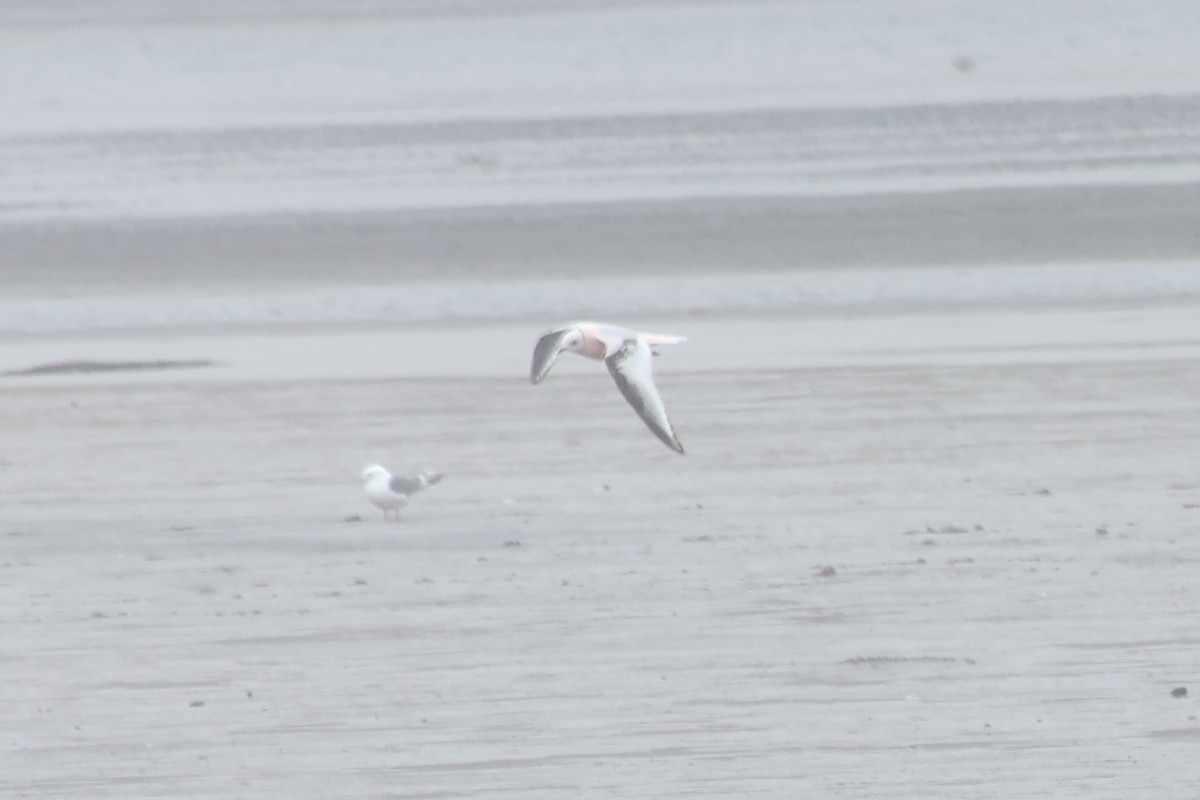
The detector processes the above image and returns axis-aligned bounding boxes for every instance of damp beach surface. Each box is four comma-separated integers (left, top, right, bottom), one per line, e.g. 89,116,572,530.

4,303,1200,798
2,1,1200,797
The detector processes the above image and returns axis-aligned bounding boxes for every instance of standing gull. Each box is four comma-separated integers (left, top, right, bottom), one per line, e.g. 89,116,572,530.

531,321,687,454
361,464,444,519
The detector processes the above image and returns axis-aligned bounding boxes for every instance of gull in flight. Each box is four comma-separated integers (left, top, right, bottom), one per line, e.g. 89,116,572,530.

361,464,444,519
531,321,686,454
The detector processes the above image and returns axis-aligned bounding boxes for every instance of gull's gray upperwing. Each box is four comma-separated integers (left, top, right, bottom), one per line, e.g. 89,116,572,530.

604,337,685,454
387,475,423,496
531,327,572,384
389,472,442,496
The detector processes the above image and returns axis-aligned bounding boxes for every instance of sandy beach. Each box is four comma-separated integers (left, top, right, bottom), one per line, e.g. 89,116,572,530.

4,303,1200,798
3,1,1200,798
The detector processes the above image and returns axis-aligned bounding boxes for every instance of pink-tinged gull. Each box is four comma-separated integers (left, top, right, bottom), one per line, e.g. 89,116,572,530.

531,321,687,454
360,464,443,519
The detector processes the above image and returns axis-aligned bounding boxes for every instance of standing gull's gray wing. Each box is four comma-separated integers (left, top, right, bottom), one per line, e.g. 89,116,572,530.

604,337,685,454
389,473,440,496
530,328,571,384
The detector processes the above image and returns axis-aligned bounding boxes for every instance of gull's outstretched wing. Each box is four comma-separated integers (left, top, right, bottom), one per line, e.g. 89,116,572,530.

605,337,685,454
530,328,572,384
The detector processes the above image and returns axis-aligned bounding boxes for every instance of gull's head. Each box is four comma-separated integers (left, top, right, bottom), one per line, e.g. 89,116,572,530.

560,327,586,353
532,325,587,384
360,464,389,483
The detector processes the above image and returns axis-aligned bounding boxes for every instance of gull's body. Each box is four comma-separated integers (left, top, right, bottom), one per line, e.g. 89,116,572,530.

361,464,443,519
530,321,686,454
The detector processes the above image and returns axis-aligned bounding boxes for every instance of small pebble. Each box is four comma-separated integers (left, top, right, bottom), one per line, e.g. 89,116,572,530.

952,55,975,73
1172,687,1188,699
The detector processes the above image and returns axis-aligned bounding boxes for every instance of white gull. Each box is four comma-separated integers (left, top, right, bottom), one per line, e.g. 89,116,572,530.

360,464,444,519
530,321,686,454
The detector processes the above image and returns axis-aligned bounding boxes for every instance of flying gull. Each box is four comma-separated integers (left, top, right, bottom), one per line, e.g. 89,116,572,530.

530,321,686,454
361,464,444,519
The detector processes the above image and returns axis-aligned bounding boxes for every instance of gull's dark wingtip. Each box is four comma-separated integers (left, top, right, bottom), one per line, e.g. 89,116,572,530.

647,421,686,455
661,431,686,454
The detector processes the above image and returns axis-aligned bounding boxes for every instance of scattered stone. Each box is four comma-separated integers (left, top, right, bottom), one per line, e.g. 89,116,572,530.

816,565,837,577
502,539,522,548
940,525,968,534
951,55,975,73
189,701,206,708
1034,487,1052,496
343,515,363,523
1095,526,1109,536
1172,687,1188,699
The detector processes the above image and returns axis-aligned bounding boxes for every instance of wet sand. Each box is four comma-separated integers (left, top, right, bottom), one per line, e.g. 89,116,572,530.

4,0,1200,796
6,182,1200,296
3,300,1200,798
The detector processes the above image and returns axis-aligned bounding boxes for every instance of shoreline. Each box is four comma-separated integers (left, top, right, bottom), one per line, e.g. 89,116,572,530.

3,293,1198,386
